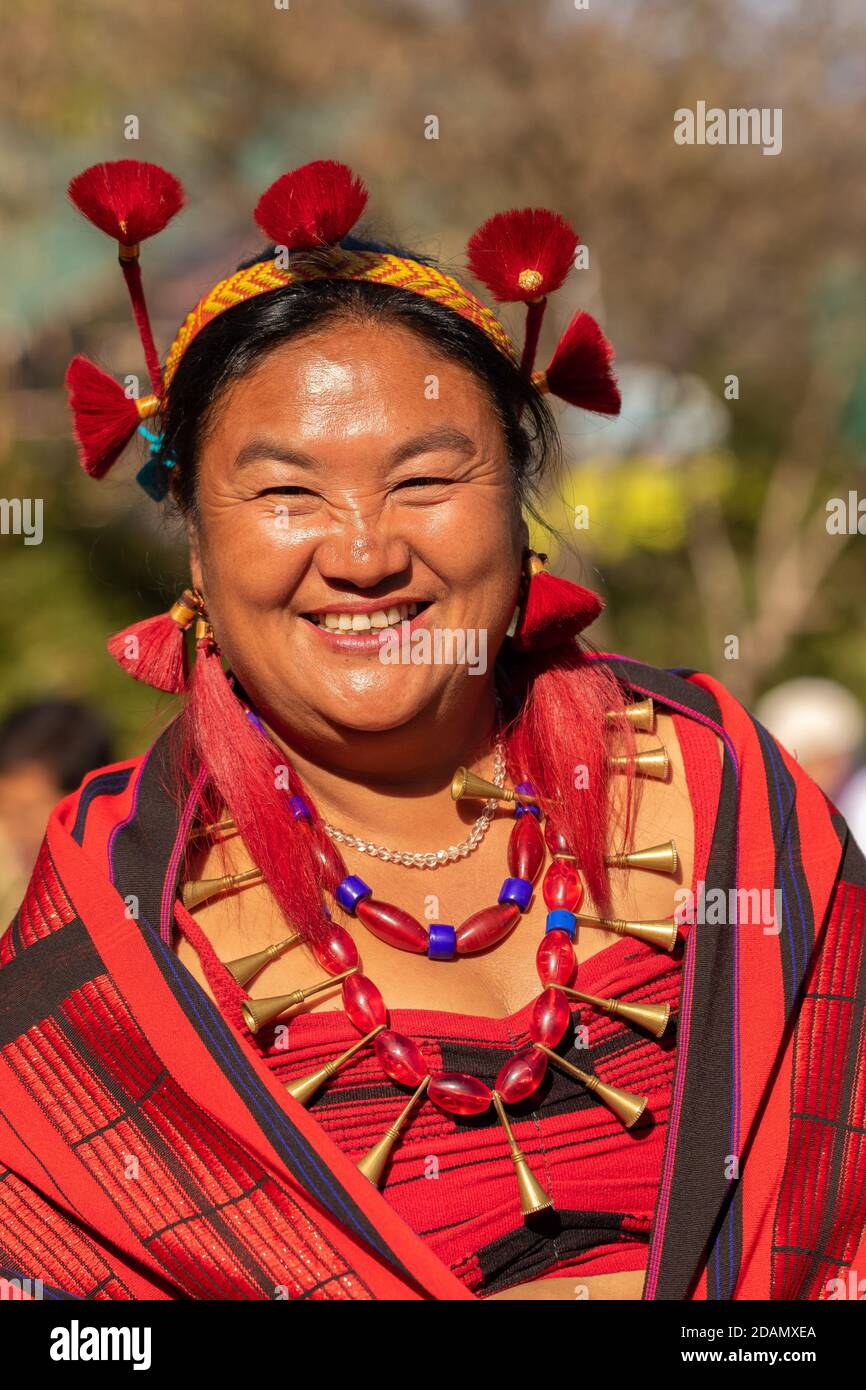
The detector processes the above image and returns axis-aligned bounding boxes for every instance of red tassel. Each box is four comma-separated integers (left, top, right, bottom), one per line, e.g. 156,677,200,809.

466,208,578,303
540,310,621,415
107,590,200,692
511,571,603,652
254,159,368,249
67,160,183,398
65,355,156,478
68,160,184,246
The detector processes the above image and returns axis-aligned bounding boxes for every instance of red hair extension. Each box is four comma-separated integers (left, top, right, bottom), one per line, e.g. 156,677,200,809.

254,159,368,250
502,644,636,915
542,310,621,415
182,631,345,949
64,355,149,478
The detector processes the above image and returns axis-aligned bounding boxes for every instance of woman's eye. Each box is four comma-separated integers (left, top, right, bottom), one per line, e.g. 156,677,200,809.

258,486,316,497
394,476,452,490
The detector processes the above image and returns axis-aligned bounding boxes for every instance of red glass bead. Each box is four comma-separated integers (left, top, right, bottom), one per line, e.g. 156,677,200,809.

507,813,545,883
311,834,346,884
342,973,387,1031
542,858,584,912
495,1048,548,1103
544,820,572,856
536,929,576,986
428,1072,492,1116
530,987,572,1047
355,898,428,953
375,1030,428,1086
311,925,359,975
455,902,521,955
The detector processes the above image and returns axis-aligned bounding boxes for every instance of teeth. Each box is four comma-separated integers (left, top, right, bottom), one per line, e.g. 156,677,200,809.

312,602,424,630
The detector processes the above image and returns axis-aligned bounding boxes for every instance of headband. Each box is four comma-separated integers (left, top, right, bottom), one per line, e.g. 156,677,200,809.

64,158,621,497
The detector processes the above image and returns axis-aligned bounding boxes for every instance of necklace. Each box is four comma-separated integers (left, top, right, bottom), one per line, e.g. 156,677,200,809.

321,739,507,867
187,707,681,1215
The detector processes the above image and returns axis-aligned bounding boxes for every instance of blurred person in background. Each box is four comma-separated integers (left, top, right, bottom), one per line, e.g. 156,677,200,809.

1,156,864,1306
756,678,866,853
0,698,113,925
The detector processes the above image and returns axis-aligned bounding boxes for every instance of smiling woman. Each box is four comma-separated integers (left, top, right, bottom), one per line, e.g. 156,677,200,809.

1,160,865,1305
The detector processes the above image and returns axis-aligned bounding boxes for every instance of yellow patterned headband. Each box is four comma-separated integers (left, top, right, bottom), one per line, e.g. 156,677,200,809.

64,157,621,493
163,247,516,391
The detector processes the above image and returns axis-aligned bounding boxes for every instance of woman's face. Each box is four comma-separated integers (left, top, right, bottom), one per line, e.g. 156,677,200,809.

187,319,527,744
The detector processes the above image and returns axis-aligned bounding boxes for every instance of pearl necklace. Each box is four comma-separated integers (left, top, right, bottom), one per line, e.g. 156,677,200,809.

321,738,507,868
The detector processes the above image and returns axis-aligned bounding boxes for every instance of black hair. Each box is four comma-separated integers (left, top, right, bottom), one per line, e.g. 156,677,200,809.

0,699,114,794
157,233,562,520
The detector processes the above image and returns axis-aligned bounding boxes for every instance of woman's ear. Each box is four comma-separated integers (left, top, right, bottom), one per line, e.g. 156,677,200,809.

186,520,204,596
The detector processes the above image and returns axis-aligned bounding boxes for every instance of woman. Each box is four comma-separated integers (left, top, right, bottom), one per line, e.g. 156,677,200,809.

1,159,864,1303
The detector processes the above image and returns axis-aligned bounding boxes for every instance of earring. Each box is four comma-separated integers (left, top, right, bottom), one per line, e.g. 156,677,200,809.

106,586,204,692
507,549,604,652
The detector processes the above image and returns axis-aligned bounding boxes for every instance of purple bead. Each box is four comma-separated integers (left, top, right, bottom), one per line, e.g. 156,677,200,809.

290,795,311,821
427,923,456,960
514,781,541,819
335,875,372,914
499,877,533,913
546,909,577,939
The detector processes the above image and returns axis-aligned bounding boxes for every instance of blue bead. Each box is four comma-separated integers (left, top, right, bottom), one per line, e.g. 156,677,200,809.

335,875,372,913
546,909,577,939
498,877,533,912
427,923,456,960
514,802,542,820
289,795,311,821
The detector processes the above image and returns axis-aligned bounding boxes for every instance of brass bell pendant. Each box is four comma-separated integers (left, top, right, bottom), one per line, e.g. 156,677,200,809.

224,933,300,988
242,968,356,1034
450,769,538,806
491,1091,554,1218
609,748,670,780
285,1025,386,1106
181,866,263,910
535,1045,647,1128
562,986,671,1038
357,1077,431,1186
576,913,679,952
606,699,655,733
605,840,678,875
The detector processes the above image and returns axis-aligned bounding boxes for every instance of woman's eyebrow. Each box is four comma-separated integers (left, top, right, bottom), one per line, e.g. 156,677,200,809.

233,425,477,472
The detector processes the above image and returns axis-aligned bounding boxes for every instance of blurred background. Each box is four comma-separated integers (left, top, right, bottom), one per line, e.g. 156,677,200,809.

1,0,865,914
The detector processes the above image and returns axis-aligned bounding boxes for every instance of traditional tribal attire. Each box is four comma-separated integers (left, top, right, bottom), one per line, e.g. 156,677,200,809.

2,659,865,1301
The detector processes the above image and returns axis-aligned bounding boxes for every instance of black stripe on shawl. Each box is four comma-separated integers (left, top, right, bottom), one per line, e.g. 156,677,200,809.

70,768,134,846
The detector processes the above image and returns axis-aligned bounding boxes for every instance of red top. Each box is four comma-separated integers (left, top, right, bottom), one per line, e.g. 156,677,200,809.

258,713,721,1297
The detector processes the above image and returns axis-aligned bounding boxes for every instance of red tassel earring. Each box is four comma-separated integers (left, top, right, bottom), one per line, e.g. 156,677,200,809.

107,589,202,693
65,159,185,477
507,551,603,653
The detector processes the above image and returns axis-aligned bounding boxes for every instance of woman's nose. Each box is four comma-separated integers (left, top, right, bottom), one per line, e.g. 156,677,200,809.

314,525,413,590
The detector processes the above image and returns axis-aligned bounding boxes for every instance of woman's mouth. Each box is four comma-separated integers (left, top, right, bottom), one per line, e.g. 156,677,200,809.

299,599,435,649
304,600,429,631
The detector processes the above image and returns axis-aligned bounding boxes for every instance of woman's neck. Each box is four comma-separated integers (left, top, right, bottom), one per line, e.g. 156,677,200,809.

262,679,504,845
